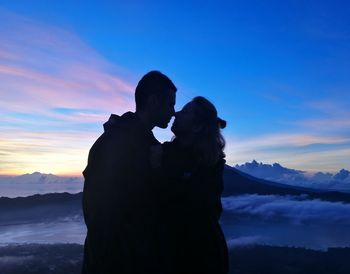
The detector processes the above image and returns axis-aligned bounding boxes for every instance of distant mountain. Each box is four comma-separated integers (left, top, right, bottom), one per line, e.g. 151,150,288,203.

0,192,83,224
0,172,83,198
1,165,350,211
235,160,350,192
223,165,350,203
2,164,349,194
0,172,83,184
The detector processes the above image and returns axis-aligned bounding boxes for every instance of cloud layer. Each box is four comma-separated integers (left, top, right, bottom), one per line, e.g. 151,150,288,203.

222,194,350,225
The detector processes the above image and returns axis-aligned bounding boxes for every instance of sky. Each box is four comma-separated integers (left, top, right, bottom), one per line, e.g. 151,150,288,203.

0,0,349,175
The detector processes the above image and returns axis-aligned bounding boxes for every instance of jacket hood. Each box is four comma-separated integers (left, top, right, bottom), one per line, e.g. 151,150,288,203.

103,112,160,145
103,112,136,132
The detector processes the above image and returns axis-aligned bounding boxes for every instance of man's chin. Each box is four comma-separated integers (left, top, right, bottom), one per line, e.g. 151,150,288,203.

157,119,173,129
157,122,169,129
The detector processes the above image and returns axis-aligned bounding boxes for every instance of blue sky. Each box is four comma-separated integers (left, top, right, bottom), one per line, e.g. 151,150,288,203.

0,1,349,174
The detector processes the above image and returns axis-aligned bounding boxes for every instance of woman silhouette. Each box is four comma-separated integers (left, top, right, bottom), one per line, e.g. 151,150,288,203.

156,96,229,274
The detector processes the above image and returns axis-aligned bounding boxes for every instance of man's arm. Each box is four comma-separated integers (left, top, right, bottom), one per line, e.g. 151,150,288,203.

82,132,133,272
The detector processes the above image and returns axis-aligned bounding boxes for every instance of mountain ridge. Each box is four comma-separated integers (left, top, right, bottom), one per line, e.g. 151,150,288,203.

1,166,350,206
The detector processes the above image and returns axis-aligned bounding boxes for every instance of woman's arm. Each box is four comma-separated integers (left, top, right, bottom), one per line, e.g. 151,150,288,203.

189,160,225,219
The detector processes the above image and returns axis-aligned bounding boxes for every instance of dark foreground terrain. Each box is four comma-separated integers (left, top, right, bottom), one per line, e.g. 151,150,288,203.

1,244,349,274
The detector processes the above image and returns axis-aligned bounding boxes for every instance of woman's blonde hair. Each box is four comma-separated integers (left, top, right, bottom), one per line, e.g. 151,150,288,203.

190,96,226,166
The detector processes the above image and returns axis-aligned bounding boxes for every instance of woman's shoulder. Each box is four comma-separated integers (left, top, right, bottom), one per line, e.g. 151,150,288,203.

161,141,176,159
161,141,173,150
161,140,196,173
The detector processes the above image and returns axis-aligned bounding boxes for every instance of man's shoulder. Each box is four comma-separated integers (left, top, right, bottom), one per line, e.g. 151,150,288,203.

90,128,134,155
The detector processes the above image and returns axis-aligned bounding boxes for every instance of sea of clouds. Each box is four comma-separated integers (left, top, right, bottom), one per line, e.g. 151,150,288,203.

222,194,350,225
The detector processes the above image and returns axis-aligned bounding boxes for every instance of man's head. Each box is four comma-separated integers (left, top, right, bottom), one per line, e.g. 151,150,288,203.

135,71,177,128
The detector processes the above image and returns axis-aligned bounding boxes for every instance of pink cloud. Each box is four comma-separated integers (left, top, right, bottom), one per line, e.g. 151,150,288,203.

0,10,140,175
0,9,136,119
297,118,350,129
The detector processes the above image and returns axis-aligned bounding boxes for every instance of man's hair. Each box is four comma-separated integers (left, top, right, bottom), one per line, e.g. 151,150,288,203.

135,71,177,110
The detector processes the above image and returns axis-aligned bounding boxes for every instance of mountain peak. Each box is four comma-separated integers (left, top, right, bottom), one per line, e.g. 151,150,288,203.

0,172,83,187
233,160,350,192
334,169,350,181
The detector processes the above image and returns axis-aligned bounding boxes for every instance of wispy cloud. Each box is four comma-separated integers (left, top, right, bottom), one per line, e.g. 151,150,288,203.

0,129,97,175
232,98,349,171
0,10,135,115
295,99,350,131
0,10,136,175
228,133,350,149
298,118,350,130
225,132,350,172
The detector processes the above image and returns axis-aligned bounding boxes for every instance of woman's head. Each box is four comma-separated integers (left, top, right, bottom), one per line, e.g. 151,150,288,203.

171,96,226,166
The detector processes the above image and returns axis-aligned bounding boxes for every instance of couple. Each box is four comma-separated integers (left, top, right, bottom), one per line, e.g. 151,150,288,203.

82,71,229,274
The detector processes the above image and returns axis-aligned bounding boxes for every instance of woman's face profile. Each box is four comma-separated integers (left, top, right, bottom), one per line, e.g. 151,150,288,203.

171,102,196,136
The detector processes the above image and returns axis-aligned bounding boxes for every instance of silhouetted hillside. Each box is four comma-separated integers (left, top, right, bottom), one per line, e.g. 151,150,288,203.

1,166,350,218
230,245,350,274
223,166,350,203
0,193,83,224
1,244,349,274
0,192,82,209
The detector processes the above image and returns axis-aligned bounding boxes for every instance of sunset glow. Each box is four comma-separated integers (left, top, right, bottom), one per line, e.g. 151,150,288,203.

1,2,349,175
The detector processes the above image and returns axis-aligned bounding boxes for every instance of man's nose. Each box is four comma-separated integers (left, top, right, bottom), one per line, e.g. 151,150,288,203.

173,111,180,117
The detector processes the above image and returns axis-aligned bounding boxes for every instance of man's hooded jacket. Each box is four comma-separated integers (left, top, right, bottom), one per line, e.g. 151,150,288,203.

82,112,160,274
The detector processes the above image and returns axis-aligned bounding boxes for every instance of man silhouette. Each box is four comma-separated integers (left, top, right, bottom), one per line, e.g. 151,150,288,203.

82,71,177,274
